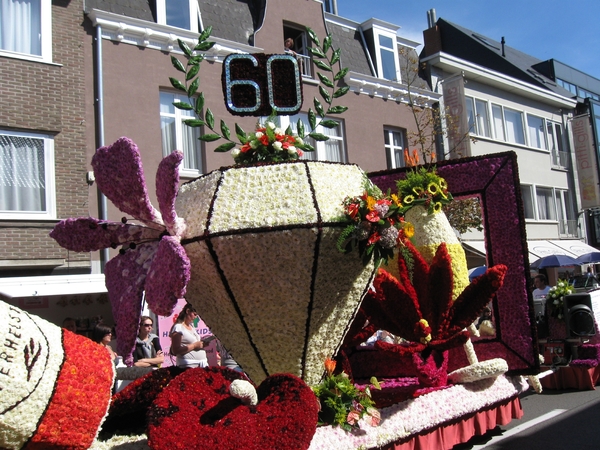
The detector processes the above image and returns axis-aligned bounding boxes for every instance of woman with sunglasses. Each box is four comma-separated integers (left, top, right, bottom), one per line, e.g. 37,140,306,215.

92,323,118,362
133,316,164,367
169,303,208,368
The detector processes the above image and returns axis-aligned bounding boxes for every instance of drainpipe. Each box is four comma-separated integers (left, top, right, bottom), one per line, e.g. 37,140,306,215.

95,24,109,272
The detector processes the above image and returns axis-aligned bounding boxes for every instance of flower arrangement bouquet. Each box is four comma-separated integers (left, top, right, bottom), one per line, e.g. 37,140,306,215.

547,279,573,320
396,166,453,214
231,118,313,165
312,359,381,431
337,183,414,266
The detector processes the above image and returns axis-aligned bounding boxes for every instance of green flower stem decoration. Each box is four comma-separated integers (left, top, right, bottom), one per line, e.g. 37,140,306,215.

168,26,350,164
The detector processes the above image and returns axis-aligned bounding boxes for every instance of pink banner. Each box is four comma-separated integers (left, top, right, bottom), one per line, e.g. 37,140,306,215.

157,299,218,367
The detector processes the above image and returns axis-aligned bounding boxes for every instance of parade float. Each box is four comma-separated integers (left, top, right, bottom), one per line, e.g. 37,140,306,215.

0,28,540,449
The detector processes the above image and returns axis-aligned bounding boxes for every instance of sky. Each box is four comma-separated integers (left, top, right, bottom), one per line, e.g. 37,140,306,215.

336,0,600,81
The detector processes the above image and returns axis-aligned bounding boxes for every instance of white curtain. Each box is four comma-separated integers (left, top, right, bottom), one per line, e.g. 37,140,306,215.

0,0,41,55
0,134,45,211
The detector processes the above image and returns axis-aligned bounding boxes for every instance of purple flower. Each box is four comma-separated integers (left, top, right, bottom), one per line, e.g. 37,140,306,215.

50,137,190,365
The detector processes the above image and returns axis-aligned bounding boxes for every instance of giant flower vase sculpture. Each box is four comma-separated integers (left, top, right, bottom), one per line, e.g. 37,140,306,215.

51,138,191,365
176,161,377,385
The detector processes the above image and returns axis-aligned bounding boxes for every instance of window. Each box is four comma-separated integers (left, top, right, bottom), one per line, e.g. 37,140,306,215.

526,114,546,149
283,26,312,78
521,185,535,219
557,78,577,95
384,127,407,169
492,104,505,141
536,186,556,221
548,121,568,168
155,0,198,32
504,108,525,145
0,0,52,62
465,97,490,137
273,114,346,162
160,92,203,176
376,34,399,81
0,130,55,219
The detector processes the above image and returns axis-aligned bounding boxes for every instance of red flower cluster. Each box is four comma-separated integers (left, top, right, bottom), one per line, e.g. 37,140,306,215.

101,366,185,435
28,331,114,449
147,367,318,450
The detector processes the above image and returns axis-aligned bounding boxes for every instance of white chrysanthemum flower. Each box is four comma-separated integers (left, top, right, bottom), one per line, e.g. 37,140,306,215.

274,127,284,136
558,282,564,287
273,141,283,151
231,148,241,158
296,137,304,145
287,146,297,154
250,140,259,149
267,121,276,129
255,131,264,139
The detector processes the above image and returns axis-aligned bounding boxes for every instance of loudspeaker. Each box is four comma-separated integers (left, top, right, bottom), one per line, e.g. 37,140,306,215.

564,294,597,337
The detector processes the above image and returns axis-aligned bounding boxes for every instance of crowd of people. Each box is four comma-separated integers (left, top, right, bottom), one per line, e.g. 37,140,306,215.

61,302,242,377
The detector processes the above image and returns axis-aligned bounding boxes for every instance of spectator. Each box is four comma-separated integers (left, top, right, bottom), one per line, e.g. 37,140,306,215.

92,323,118,362
284,37,296,55
170,303,208,368
62,317,77,334
532,274,550,299
134,316,164,367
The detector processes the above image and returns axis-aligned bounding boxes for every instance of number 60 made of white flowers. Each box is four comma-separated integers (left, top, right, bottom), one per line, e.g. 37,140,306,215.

222,53,303,117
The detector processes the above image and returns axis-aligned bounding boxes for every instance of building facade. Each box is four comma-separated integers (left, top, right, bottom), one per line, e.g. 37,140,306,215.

420,15,597,279
0,0,438,327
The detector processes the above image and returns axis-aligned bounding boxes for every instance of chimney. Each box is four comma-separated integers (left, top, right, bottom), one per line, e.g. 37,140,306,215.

501,36,506,57
427,9,437,28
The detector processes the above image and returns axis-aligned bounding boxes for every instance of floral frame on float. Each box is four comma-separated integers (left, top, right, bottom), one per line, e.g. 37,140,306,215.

368,151,540,375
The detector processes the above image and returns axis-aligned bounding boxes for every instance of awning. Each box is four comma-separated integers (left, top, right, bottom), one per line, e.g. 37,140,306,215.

0,274,107,299
545,240,599,258
462,239,597,263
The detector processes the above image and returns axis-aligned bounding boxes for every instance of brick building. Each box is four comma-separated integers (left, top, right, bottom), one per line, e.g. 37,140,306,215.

1,0,438,327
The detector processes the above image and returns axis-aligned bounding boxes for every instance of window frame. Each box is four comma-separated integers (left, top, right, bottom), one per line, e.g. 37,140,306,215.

0,0,52,63
159,91,204,177
274,114,347,163
526,113,547,150
383,127,408,169
465,96,491,137
155,0,199,32
373,29,400,82
0,129,56,220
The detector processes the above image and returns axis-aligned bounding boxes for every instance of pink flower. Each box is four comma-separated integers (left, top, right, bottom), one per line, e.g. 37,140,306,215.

366,407,381,426
347,410,360,426
50,137,190,365
366,210,380,223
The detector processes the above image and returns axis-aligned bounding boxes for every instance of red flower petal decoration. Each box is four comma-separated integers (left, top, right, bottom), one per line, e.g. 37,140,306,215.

27,330,114,448
92,137,161,226
145,236,191,317
147,367,318,450
156,151,184,236
105,242,158,365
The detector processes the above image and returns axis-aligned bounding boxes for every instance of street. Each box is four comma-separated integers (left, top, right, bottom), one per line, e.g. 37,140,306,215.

453,382,600,449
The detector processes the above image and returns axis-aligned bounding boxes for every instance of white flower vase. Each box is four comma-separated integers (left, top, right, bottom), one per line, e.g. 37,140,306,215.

176,161,377,385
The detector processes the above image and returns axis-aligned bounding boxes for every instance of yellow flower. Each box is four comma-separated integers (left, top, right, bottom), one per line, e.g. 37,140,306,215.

432,202,443,213
366,196,376,210
404,194,415,204
427,182,440,195
391,193,402,207
412,186,424,196
403,221,415,238
439,178,448,190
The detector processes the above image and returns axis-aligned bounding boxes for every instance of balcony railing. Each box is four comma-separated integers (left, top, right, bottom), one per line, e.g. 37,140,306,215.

552,149,570,169
559,219,579,237
296,53,312,78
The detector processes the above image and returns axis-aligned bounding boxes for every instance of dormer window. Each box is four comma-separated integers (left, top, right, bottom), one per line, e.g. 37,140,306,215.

361,19,401,82
156,0,199,32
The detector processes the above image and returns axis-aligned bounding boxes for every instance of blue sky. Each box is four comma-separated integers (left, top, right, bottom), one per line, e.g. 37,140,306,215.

337,0,600,80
